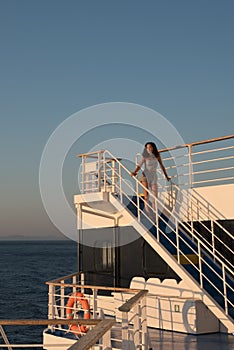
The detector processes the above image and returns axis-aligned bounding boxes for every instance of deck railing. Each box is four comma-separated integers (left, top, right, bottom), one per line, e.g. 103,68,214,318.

46,272,149,350
77,146,233,319
157,134,234,188
0,319,114,349
0,272,149,349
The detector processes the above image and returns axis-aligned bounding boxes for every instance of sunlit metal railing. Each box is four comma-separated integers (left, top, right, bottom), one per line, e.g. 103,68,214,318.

158,134,234,188
78,147,233,319
0,319,113,349
46,272,149,350
0,272,149,349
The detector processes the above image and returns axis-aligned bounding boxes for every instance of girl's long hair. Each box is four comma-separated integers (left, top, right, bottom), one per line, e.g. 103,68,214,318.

142,142,159,158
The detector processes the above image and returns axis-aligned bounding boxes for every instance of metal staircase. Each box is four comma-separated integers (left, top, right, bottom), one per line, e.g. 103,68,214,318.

76,146,234,333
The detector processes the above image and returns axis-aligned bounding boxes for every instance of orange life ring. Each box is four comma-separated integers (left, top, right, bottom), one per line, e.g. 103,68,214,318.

66,292,90,335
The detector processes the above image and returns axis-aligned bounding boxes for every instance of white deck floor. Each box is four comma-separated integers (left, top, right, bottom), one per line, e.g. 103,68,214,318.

148,328,234,350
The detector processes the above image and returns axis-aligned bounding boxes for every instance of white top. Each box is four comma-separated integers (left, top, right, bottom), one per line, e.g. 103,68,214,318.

138,155,158,173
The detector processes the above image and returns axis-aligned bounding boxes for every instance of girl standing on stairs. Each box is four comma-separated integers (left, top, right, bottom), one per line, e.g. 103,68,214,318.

131,142,170,213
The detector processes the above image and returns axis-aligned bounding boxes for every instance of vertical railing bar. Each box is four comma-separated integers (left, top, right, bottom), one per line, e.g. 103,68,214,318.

176,220,180,264
48,284,55,332
222,264,228,315
60,280,65,319
122,311,129,350
119,162,123,203
211,220,215,257
93,289,98,319
97,151,101,192
133,303,140,347
102,328,112,349
81,155,85,193
111,159,116,193
141,295,148,350
103,151,107,192
198,241,203,289
136,178,140,222
80,272,85,294
72,275,77,295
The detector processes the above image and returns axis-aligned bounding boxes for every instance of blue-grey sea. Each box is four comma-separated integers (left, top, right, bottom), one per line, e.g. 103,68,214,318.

0,240,77,348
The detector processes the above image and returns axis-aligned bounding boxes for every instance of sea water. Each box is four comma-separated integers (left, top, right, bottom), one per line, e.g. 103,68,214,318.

0,240,77,347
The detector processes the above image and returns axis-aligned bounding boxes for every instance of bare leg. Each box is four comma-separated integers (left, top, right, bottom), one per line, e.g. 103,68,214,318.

151,183,158,211
141,180,150,213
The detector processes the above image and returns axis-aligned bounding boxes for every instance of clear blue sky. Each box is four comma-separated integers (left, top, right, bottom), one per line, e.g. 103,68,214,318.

0,0,233,239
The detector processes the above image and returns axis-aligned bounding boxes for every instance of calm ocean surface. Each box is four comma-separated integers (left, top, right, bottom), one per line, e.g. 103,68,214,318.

0,240,77,348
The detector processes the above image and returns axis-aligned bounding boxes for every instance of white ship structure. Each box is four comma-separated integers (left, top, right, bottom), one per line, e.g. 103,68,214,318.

0,134,233,349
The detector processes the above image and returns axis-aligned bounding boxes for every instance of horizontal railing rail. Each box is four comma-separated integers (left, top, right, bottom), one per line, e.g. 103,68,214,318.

0,319,113,349
45,272,149,350
78,148,233,319
158,134,234,188
154,181,234,268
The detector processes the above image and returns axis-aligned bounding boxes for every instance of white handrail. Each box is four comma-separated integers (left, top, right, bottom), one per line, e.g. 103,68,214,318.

155,180,233,263
91,150,234,317
78,146,233,317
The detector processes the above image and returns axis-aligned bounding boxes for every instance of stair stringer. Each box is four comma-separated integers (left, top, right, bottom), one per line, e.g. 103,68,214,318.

109,193,234,333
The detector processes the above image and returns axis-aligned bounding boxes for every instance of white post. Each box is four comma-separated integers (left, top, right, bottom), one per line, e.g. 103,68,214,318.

81,272,85,294
93,289,98,319
103,152,107,192
198,241,203,288
119,162,122,201
211,220,215,257
133,303,140,347
176,219,180,263
111,160,116,193
102,329,112,350
222,264,228,315
98,151,101,192
61,280,65,319
122,311,129,350
73,275,77,295
48,284,55,331
188,144,193,188
141,295,148,350
82,155,85,193
136,179,140,222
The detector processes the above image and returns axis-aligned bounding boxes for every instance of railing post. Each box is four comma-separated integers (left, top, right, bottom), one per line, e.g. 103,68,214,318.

121,311,129,350
102,328,112,349
111,159,116,192
72,275,77,294
198,241,203,289
188,144,193,189
48,284,55,331
60,280,65,319
81,155,85,193
119,162,123,202
176,219,180,263
97,151,101,192
156,203,159,242
80,272,85,294
141,295,147,350
222,264,228,315
136,180,140,221
93,289,98,319
133,303,140,347
103,151,107,192
211,220,215,257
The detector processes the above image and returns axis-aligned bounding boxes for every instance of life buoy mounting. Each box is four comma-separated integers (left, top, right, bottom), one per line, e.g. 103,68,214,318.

66,292,90,336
